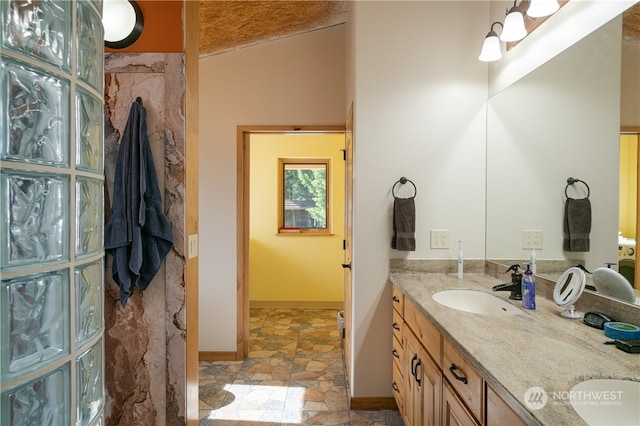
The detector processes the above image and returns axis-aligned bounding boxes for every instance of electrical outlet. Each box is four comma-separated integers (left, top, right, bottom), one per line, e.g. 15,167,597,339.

188,234,199,259
522,230,543,250
430,230,449,249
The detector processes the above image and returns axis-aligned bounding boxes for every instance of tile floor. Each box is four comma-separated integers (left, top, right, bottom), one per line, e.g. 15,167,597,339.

198,308,404,425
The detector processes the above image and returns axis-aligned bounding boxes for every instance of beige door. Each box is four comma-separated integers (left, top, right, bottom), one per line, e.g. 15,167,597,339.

342,105,354,381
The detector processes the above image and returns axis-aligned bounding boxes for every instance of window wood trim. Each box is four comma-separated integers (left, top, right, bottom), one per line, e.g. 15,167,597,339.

277,157,332,235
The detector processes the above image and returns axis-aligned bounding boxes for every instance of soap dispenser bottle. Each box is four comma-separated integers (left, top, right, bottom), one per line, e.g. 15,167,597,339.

522,263,536,310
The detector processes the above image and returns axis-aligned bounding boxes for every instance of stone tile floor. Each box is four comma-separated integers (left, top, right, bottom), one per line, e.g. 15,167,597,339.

199,308,404,425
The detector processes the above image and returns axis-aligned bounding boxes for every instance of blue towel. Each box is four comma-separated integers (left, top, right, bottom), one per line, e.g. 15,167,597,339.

105,102,173,306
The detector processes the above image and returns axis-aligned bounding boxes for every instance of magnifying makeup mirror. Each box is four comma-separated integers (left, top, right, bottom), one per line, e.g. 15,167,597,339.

553,267,587,319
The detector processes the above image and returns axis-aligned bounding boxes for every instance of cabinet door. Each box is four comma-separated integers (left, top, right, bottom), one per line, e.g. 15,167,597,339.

442,380,479,426
404,330,423,426
417,342,441,426
486,385,526,426
405,329,442,426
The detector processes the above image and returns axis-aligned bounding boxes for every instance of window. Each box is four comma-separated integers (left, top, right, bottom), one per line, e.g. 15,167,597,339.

278,158,331,234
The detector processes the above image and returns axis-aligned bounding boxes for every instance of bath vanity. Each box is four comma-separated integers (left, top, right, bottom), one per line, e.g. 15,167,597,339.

390,271,640,426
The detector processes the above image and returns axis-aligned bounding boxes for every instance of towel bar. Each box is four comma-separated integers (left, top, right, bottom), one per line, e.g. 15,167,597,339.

392,177,417,198
565,177,590,199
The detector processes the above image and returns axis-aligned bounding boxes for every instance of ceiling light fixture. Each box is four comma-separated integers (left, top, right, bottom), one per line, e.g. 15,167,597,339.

500,0,528,42
478,22,503,62
527,0,560,18
103,0,144,49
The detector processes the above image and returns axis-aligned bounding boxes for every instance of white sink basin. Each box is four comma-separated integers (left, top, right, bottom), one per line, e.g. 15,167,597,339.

570,379,640,425
432,290,522,316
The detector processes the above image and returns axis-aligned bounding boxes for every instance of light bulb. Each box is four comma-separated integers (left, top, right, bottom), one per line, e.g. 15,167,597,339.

500,7,528,42
479,34,502,62
103,0,137,43
527,0,560,18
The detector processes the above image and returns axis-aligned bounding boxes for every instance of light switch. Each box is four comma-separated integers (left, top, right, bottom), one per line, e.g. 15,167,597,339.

188,234,198,259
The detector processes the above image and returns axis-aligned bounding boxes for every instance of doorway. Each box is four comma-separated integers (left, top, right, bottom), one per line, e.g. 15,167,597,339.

237,126,346,358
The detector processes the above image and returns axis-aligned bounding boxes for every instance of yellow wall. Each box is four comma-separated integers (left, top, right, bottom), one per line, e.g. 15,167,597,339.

619,134,638,238
249,133,345,304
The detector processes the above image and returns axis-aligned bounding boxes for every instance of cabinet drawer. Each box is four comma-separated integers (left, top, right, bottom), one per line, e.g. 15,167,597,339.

392,308,404,343
392,358,404,413
443,339,484,423
392,335,403,374
392,285,404,315
404,298,442,367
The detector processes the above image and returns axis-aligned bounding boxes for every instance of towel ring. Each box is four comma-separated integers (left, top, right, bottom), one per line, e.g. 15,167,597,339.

565,177,590,199
392,177,417,199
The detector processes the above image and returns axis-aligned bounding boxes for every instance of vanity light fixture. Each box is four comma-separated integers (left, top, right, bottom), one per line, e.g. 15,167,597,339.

526,0,560,18
500,0,528,42
477,0,565,62
478,22,503,62
103,0,144,49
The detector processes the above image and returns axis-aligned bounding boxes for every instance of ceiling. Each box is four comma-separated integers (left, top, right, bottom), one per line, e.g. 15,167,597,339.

623,3,640,44
198,1,639,57
198,1,348,57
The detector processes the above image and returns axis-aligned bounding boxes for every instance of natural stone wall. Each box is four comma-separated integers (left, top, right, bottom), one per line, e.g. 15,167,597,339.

103,53,186,426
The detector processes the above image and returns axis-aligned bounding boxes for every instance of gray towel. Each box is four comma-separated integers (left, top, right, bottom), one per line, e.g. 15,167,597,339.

392,197,415,251
563,198,591,252
105,102,174,307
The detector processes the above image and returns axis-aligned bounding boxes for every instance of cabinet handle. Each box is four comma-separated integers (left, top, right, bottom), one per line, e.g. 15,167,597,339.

392,348,400,359
449,364,468,384
392,295,400,303
392,381,400,393
411,354,418,378
415,359,422,386
392,322,400,331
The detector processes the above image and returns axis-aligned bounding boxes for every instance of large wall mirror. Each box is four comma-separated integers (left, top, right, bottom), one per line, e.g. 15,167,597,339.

486,4,640,305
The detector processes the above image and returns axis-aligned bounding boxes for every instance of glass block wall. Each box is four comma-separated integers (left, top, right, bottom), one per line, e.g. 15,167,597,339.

0,1,105,425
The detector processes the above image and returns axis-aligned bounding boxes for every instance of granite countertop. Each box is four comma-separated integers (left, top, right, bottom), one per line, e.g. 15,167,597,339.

389,272,640,426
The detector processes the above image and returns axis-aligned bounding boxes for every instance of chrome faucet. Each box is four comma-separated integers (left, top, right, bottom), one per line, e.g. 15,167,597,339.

492,264,523,300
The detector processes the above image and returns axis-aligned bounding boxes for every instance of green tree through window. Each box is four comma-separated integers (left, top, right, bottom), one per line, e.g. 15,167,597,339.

280,160,330,232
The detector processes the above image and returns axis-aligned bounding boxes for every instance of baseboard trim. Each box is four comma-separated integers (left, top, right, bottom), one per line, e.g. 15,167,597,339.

199,351,238,361
350,397,398,411
250,300,344,309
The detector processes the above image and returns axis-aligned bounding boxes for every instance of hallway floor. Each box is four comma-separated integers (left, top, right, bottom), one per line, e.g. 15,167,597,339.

198,308,404,425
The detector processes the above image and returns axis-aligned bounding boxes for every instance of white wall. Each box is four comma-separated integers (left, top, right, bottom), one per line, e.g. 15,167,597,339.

199,26,346,351
347,1,489,397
